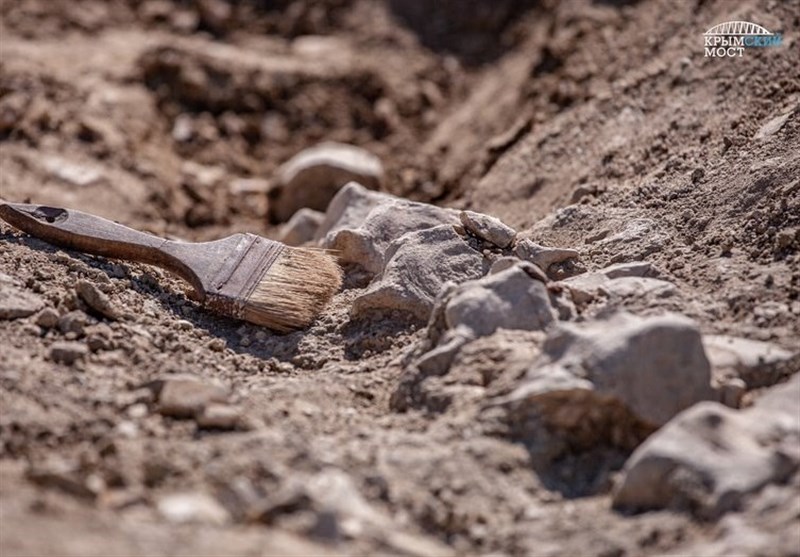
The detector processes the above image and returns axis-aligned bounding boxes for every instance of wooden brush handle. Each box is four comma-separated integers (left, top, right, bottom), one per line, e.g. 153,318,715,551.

0,202,167,257
0,202,201,289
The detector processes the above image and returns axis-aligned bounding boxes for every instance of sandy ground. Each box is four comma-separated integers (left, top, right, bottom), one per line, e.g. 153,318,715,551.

1,1,799,556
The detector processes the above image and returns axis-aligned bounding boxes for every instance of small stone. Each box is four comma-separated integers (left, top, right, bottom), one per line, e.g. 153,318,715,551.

270,142,384,222
76,279,119,320
0,283,44,319
279,208,325,246
26,459,95,499
207,338,226,352
754,110,791,140
155,375,229,418
86,334,111,352
157,492,230,525
58,310,88,336
717,377,746,408
514,239,580,275
703,335,798,388
195,404,240,430
174,320,193,331
41,155,105,187
35,308,60,329
459,210,517,248
49,341,89,365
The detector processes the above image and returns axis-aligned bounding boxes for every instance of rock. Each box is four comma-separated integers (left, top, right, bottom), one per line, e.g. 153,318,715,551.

195,404,240,430
76,279,119,320
600,261,656,279
49,341,89,365
0,283,44,319
459,210,516,248
316,182,459,274
279,208,325,246
41,155,106,187
505,312,714,428
514,239,580,278
444,263,556,337
703,335,798,388
613,375,800,519
34,308,60,329
58,310,88,336
269,142,383,222
26,459,97,499
561,266,675,306
154,375,229,418
592,218,669,256
754,109,792,140
416,325,476,376
352,225,488,320
157,492,230,525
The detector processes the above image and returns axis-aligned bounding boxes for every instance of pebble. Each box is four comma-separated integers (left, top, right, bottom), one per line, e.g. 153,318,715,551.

35,308,60,329
278,208,325,246
58,310,88,336
76,279,119,320
195,404,240,430
459,210,517,248
157,492,230,525
514,239,580,275
703,335,797,388
49,341,89,366
270,142,384,222
155,375,229,418
41,155,106,187
0,283,44,319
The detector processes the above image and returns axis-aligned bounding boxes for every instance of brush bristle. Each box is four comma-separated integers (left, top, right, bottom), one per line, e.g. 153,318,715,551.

241,247,343,332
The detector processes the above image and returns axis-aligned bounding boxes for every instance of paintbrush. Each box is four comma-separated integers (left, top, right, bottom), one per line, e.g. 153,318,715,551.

0,202,342,332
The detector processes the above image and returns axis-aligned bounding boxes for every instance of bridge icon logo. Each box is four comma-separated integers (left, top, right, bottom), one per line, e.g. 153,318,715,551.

704,20,783,57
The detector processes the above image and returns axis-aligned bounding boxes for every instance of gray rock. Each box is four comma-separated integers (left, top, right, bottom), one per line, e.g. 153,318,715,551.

41,155,106,187
195,404,241,430
459,210,516,248
0,283,44,319
155,375,229,418
35,308,60,329
506,312,714,428
58,310,88,336
316,182,459,274
444,263,556,337
601,261,656,279
269,142,383,222
49,341,89,365
561,267,675,306
703,335,798,388
157,492,230,525
514,238,579,270
352,225,488,320
278,208,325,246
76,279,119,320
613,375,800,519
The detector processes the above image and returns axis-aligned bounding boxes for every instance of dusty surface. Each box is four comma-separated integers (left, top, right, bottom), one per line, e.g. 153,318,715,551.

1,0,799,556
